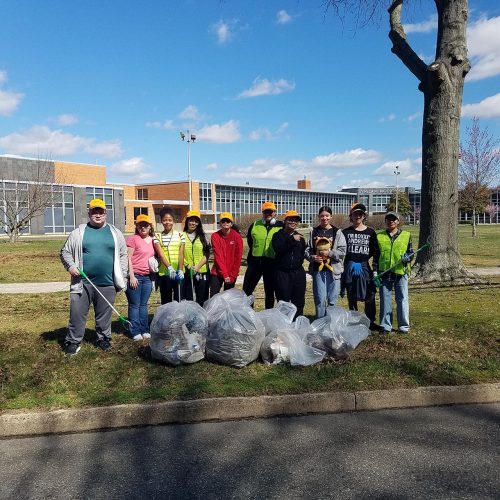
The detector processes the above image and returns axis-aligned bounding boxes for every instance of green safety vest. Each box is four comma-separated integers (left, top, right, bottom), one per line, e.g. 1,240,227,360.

183,232,208,273
156,231,183,276
376,230,411,275
251,220,280,259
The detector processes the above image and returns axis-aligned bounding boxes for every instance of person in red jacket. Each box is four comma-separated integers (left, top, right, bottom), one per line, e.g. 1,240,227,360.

210,212,243,296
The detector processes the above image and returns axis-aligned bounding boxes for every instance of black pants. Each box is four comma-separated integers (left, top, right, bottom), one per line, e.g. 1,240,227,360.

182,272,209,306
210,275,235,297
158,275,181,304
346,283,376,323
274,267,306,318
243,261,276,309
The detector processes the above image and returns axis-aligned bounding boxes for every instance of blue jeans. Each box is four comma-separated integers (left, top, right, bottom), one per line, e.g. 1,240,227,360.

379,274,410,332
126,274,153,335
312,271,340,318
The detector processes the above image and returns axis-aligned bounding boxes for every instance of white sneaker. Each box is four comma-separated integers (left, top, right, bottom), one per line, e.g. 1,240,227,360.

132,334,143,341
142,333,151,339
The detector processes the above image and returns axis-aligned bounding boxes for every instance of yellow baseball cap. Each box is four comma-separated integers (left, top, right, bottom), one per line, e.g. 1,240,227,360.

261,201,276,211
220,212,233,222
136,214,152,224
186,209,201,219
284,210,301,221
88,198,106,210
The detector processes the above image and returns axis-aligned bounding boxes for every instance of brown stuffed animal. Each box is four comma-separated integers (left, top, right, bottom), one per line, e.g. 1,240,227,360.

315,236,333,271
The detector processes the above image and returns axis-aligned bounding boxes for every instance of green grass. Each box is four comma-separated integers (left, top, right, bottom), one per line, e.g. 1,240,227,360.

1,283,499,412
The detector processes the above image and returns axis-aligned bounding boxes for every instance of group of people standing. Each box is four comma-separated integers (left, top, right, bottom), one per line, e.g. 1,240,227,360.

60,198,413,356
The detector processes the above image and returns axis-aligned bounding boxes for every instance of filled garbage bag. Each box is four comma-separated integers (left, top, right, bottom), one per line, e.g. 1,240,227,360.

293,315,313,340
150,300,208,366
256,301,295,336
306,306,370,360
261,327,325,366
204,289,265,368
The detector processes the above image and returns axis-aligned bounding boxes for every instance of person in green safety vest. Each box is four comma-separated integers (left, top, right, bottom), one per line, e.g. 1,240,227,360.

182,209,211,306
374,212,414,334
243,201,284,309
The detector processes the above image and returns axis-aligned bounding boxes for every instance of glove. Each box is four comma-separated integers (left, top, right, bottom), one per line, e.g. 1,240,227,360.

167,266,176,280
372,271,378,278
401,253,412,264
350,261,363,277
176,269,184,281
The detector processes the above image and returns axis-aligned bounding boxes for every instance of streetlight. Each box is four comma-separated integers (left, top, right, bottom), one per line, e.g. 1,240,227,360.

394,165,400,214
180,130,196,211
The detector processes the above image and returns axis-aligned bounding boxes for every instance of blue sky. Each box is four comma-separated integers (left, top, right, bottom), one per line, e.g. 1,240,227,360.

0,0,499,192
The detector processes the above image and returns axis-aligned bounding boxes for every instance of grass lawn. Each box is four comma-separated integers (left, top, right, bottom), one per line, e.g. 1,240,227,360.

1,224,499,283
1,281,499,412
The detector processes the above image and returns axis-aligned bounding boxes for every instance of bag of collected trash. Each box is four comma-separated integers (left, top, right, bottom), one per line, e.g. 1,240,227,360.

204,289,265,368
306,306,370,360
293,315,313,340
256,301,295,336
150,300,208,366
261,327,325,366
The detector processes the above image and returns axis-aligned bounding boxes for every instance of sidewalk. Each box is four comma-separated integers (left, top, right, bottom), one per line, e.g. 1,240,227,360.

0,267,498,294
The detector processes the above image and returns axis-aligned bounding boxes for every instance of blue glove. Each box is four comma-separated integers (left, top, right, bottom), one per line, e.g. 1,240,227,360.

350,261,363,276
401,252,412,264
176,269,184,281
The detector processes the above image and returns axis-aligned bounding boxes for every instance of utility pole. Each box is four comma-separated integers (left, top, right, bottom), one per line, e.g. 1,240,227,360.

180,131,196,211
394,165,400,214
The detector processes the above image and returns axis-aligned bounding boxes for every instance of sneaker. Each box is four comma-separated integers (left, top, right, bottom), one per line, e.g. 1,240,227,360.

370,323,383,331
142,333,151,339
380,329,391,334
398,328,410,334
97,339,111,351
64,343,80,356
132,334,143,341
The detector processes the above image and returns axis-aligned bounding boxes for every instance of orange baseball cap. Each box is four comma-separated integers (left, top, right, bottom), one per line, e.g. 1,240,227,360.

284,210,301,221
220,212,233,222
261,201,276,211
88,198,106,210
135,214,152,224
186,209,201,219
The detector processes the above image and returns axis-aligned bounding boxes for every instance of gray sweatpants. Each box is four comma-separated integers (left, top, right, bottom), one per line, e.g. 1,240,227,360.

66,282,117,344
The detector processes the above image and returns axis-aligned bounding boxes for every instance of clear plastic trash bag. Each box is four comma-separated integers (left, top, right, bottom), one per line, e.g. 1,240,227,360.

204,289,265,368
307,306,370,360
150,300,208,366
256,302,294,336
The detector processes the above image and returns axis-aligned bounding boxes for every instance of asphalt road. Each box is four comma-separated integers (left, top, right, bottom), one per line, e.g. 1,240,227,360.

0,404,498,500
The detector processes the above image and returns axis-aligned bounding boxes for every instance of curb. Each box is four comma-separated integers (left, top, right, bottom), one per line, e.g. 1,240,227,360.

1,383,498,438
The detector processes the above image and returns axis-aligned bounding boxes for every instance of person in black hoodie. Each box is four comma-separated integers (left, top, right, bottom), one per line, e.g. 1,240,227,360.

271,210,307,317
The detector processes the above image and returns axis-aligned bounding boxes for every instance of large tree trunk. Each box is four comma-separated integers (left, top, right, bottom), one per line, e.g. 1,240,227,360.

389,0,479,285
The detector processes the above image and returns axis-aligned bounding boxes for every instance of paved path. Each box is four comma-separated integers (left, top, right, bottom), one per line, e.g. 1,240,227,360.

0,403,498,499
0,267,498,294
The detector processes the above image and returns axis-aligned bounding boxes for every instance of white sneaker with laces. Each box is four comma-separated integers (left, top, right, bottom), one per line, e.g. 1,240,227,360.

142,333,151,339
132,334,143,341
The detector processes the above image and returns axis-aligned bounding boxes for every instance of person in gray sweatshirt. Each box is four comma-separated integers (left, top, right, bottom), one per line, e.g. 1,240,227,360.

60,198,128,356
305,206,346,318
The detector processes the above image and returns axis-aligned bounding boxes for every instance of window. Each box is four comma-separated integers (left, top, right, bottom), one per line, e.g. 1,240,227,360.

44,185,75,234
137,188,148,200
133,207,148,220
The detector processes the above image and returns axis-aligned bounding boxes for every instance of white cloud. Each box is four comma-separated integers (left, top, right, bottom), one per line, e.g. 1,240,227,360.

378,113,396,123
179,105,203,122
373,158,421,182
210,19,234,44
109,157,155,181
403,14,438,34
56,114,79,126
462,93,500,119
277,10,293,25
0,71,24,116
342,180,388,189
237,77,295,99
249,122,289,141
223,157,333,189
145,119,174,130
311,148,382,168
406,111,422,123
205,162,218,171
196,120,241,143
467,16,500,81
0,125,122,158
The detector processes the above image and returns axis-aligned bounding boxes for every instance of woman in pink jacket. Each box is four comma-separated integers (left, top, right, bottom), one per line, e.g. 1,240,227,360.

210,212,243,296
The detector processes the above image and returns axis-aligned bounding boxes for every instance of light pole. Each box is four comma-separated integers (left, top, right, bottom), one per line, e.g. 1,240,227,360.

180,130,196,211
394,165,400,214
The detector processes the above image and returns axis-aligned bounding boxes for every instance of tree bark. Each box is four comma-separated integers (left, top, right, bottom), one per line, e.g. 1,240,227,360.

389,0,479,285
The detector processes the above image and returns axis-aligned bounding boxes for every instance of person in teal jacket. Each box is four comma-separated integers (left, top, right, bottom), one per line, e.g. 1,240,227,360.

374,212,414,333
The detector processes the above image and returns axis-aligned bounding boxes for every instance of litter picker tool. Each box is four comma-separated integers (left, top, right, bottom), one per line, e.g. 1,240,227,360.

189,267,197,303
77,267,132,330
373,241,432,288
